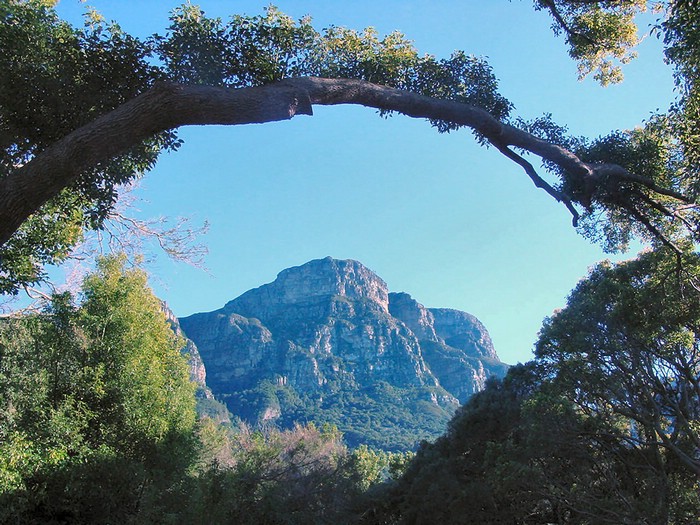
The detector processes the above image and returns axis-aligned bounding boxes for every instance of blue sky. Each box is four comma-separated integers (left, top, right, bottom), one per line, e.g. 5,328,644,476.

52,0,675,365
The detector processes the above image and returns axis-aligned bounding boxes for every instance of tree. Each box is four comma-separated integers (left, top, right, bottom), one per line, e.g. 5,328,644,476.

0,254,198,522
368,357,698,524
361,366,561,524
529,247,700,522
2,0,700,294
189,422,407,524
362,248,700,524
535,0,648,86
536,247,700,478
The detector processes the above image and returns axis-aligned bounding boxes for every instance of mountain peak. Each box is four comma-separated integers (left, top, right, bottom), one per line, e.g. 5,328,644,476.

225,257,390,317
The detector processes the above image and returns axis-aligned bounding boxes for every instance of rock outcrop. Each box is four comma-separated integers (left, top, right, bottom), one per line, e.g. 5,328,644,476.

179,257,508,450
163,304,211,398
164,305,233,424
388,292,506,402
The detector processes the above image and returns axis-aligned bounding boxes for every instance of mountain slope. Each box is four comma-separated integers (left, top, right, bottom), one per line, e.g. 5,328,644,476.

180,257,508,450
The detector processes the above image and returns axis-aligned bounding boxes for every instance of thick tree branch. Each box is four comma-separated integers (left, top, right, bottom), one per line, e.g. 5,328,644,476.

0,81,314,247
0,76,691,248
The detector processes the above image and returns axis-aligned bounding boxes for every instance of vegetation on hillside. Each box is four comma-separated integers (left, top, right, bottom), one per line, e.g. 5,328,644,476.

0,256,409,523
226,378,455,451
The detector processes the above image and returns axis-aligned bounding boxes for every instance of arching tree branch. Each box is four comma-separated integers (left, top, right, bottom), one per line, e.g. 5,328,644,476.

0,76,692,248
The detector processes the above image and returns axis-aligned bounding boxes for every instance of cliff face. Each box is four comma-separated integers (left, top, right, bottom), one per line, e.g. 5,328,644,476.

164,305,232,424
162,304,210,397
388,292,507,402
179,257,508,450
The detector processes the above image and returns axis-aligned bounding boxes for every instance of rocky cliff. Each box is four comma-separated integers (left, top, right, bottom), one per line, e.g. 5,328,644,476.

163,304,232,424
162,303,210,395
179,257,508,450
388,292,503,402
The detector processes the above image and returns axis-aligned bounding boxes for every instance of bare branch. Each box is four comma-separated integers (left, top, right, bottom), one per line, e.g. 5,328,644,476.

492,140,581,225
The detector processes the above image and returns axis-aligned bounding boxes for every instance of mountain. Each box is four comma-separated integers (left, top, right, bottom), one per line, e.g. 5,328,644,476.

163,305,232,424
179,257,508,450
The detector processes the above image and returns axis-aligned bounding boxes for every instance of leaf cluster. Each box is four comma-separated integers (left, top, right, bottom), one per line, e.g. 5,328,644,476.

155,4,512,121
534,0,648,86
537,247,700,477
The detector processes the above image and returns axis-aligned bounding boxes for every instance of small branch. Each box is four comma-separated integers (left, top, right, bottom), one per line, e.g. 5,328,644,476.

595,164,694,203
631,190,674,218
22,284,54,302
619,197,682,254
542,0,599,47
633,190,700,234
492,141,581,226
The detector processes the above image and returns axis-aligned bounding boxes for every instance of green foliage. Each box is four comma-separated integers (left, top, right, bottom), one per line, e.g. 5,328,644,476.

156,4,512,128
523,2,700,254
196,396,233,425
536,247,700,479
186,422,395,525
572,116,694,252
362,368,536,524
348,444,414,492
78,256,197,454
519,102,700,254
534,0,648,85
662,1,700,201
661,0,700,91
367,248,700,524
158,4,321,86
0,0,179,294
155,3,511,122
224,378,455,452
0,255,198,523
369,365,698,523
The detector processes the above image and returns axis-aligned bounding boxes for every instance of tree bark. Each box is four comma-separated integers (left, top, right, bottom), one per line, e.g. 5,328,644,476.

0,76,687,248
